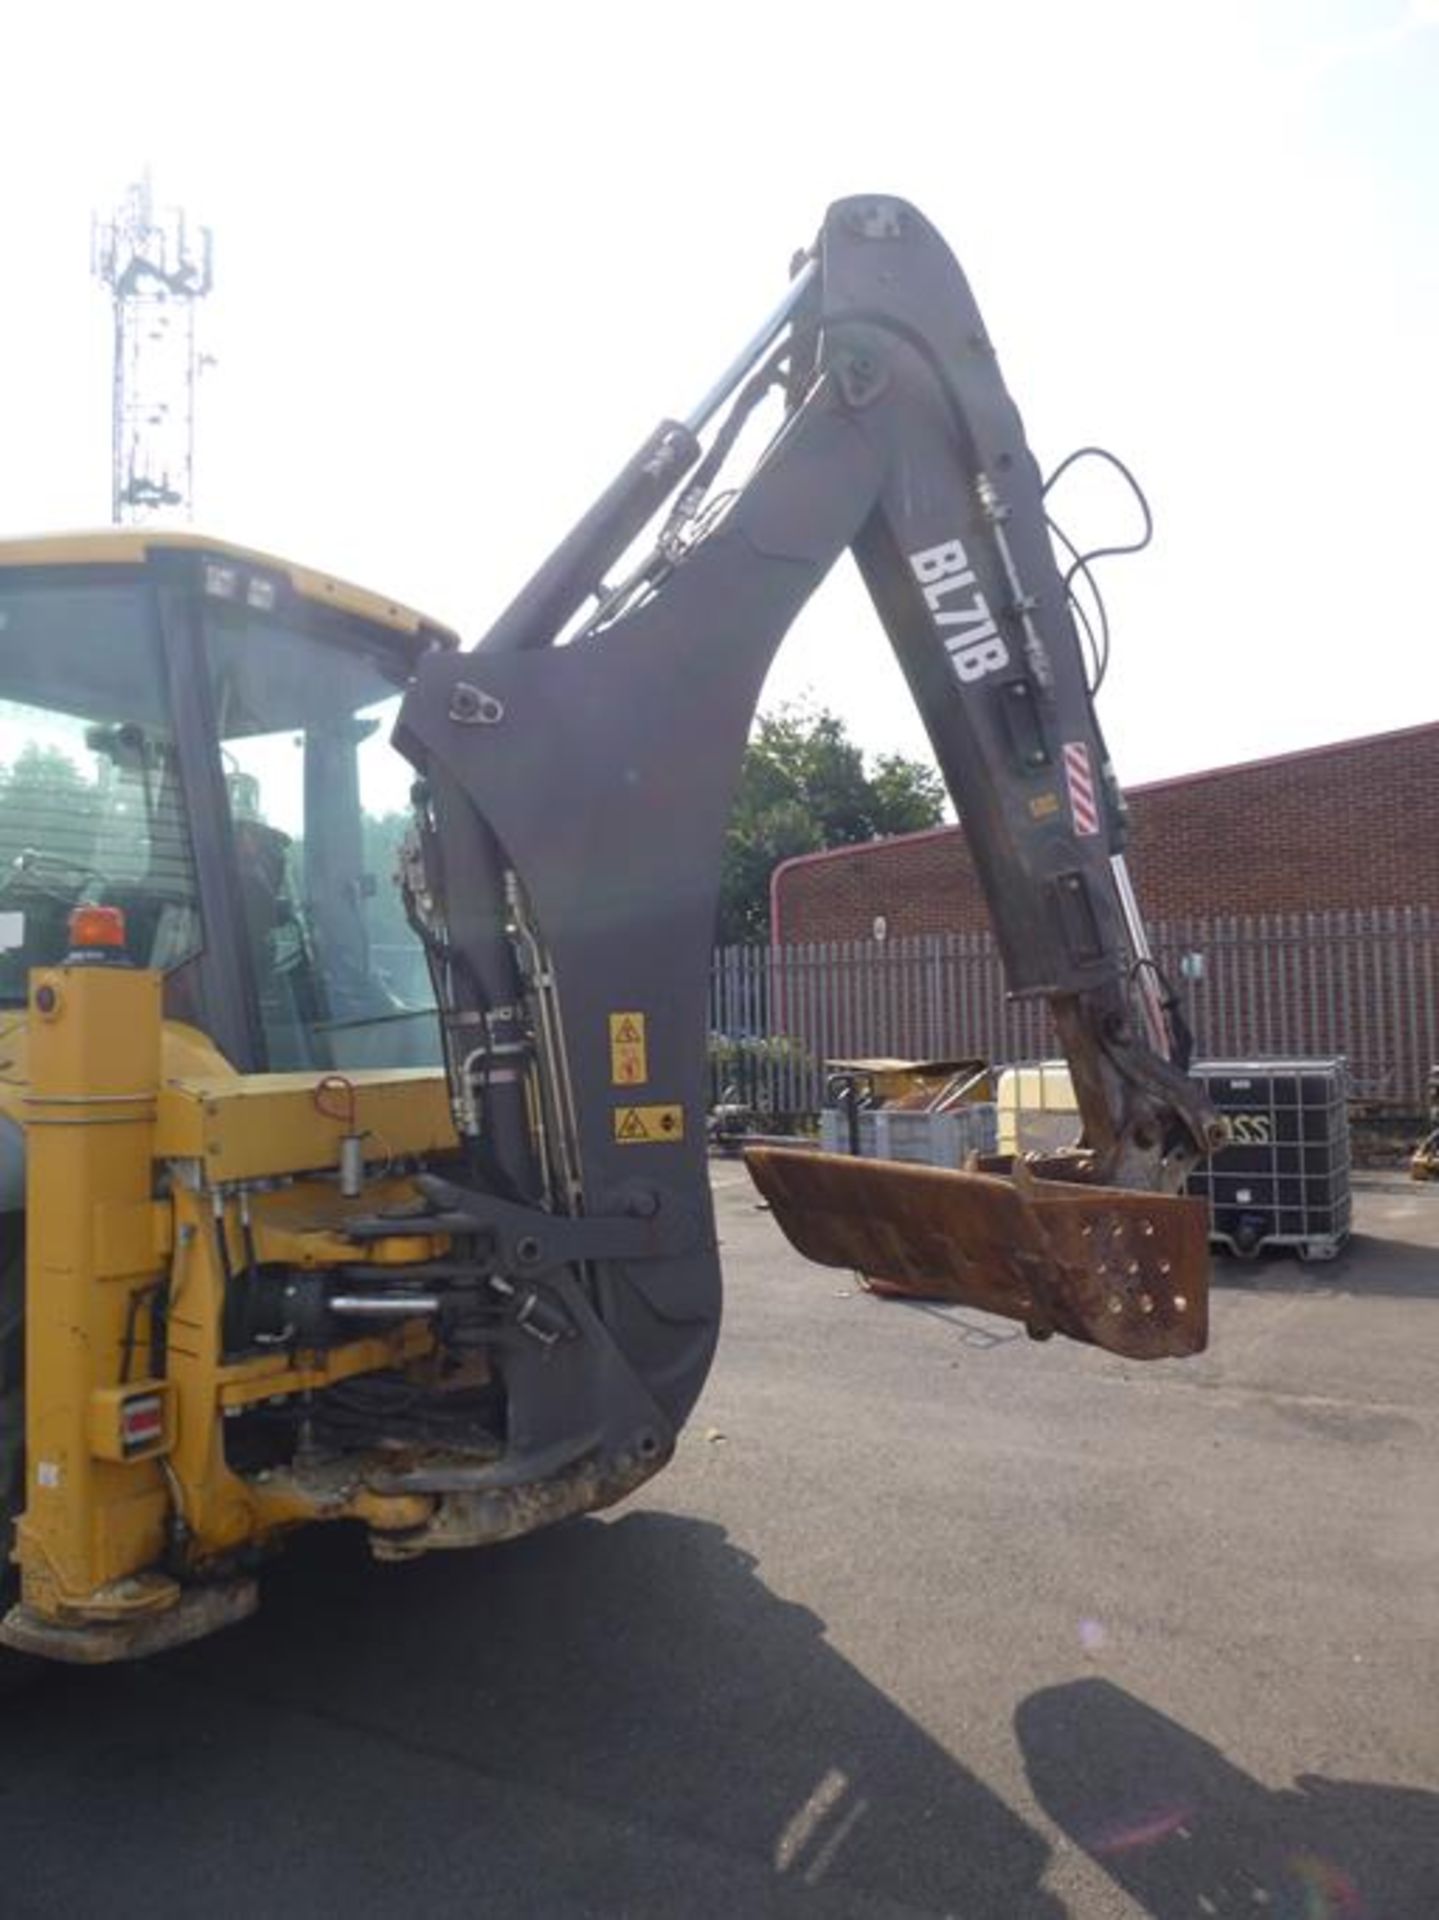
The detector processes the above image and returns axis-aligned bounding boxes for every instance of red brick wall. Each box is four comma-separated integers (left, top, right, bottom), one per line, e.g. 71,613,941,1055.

773,722,1439,942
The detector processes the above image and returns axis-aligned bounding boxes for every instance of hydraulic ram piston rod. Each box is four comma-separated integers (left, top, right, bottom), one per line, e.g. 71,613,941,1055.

477,258,818,655
682,258,818,436
1111,852,1173,1059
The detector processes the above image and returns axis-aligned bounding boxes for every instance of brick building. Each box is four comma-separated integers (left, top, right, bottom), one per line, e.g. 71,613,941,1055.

771,720,1439,943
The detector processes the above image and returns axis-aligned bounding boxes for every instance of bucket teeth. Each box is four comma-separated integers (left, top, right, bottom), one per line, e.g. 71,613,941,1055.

743,1147,1208,1360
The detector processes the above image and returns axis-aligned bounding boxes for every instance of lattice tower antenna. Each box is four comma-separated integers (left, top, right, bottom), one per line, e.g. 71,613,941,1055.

91,173,214,524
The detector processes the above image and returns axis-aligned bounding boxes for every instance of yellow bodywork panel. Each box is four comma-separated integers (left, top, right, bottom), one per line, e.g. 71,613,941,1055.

4,1011,457,1180
157,1067,456,1183
0,1012,235,1134
17,965,173,1620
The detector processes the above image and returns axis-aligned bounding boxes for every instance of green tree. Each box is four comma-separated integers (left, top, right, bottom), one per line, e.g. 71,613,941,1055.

718,702,944,943
0,741,103,876
867,752,947,835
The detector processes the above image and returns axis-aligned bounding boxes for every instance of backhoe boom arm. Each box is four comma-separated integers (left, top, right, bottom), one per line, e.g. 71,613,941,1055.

391,196,1218,1477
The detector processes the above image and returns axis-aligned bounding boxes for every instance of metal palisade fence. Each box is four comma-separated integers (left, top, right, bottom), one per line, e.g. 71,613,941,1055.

708,907,1438,1121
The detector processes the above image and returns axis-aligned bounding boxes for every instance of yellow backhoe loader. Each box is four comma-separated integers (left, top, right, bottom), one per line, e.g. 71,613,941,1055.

0,196,1217,1665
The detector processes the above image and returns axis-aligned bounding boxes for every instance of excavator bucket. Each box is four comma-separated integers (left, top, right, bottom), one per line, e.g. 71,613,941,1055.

744,1147,1209,1359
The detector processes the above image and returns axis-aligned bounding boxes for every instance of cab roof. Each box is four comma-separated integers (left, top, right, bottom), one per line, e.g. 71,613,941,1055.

0,529,462,650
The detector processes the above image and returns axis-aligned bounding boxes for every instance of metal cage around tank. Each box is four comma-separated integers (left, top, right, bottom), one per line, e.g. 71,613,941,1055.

1183,1059,1351,1261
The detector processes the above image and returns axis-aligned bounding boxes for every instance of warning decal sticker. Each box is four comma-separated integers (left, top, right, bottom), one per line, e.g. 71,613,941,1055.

1062,741,1101,837
613,1103,684,1145
609,1012,649,1087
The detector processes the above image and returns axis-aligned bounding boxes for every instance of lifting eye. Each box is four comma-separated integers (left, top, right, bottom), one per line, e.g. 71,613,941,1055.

448,683,505,726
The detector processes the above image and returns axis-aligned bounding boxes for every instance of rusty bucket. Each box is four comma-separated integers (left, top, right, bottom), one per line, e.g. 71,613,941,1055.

744,1146,1209,1359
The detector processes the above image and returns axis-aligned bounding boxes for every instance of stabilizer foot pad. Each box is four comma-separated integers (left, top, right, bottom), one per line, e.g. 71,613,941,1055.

0,1578,258,1665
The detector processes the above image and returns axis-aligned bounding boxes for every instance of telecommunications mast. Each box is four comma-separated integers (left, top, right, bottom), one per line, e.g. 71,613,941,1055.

91,174,214,525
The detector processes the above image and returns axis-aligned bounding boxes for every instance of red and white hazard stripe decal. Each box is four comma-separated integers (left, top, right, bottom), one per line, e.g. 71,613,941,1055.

1063,741,1101,837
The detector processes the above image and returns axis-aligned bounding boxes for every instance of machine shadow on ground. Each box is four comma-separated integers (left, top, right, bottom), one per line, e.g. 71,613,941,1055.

6,1512,1064,1918
1017,1677,1438,1919
1210,1232,1439,1301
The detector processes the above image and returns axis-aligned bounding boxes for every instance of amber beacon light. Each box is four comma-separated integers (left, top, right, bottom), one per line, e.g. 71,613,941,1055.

66,904,128,956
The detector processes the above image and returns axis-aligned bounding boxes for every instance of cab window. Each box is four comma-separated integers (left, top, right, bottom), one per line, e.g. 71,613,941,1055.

0,577,200,1001
201,590,440,1071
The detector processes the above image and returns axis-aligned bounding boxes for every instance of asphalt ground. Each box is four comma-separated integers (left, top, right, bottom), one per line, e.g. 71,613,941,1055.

2,1170,1436,1918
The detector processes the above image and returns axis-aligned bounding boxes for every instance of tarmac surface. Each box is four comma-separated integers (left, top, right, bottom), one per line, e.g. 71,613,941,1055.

3,1169,1436,1917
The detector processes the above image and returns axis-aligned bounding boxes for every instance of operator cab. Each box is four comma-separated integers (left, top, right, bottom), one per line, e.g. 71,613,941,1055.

0,531,455,1072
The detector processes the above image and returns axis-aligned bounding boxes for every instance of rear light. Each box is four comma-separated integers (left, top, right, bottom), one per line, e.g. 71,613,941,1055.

120,1392,165,1457
88,1383,173,1462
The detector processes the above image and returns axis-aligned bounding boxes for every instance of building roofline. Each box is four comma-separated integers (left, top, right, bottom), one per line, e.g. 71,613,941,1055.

770,824,959,942
1119,715,1439,797
768,715,1439,939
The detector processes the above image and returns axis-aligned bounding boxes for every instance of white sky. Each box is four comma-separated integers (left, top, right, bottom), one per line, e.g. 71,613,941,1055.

2,0,1435,790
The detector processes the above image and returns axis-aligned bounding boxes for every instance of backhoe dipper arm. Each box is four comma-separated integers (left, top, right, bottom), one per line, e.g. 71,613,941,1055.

391,196,1217,1477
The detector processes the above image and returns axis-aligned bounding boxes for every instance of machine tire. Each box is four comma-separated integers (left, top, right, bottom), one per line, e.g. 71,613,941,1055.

0,1217,39,1690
